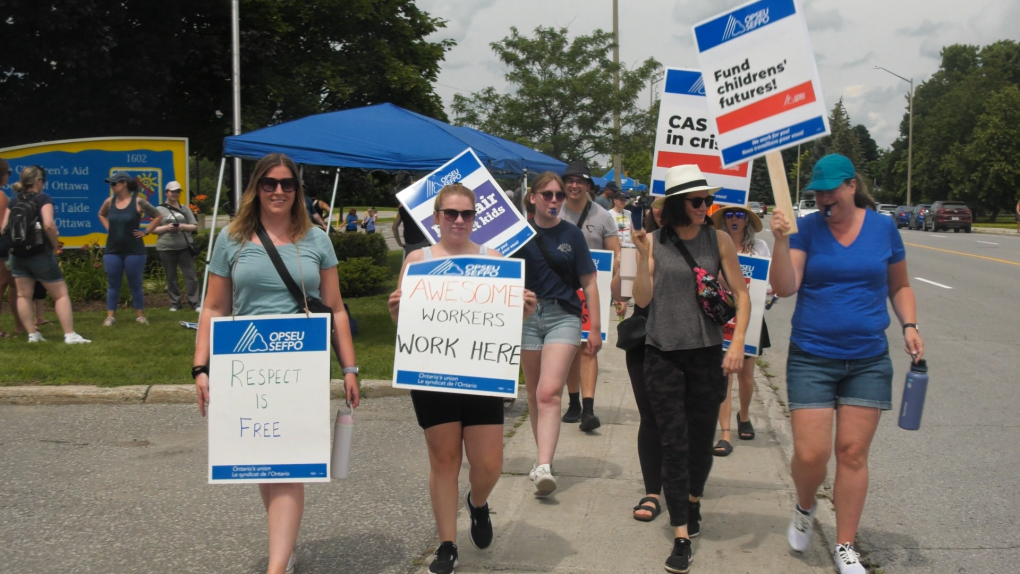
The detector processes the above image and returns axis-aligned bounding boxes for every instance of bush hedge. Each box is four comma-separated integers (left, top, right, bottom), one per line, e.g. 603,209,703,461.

337,257,391,298
329,231,388,266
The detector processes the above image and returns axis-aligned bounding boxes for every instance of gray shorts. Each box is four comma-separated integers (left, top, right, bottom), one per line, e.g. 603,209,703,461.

521,300,582,350
8,250,64,283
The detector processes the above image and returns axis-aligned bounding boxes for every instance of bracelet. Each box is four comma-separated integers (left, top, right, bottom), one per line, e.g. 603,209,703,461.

902,323,918,334
342,366,359,376
192,365,210,379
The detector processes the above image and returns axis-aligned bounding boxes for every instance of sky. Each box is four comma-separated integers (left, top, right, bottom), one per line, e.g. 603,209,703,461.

416,0,1020,149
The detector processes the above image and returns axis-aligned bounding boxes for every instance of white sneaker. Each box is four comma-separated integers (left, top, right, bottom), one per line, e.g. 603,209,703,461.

529,463,538,481
136,316,149,325
285,552,296,574
64,333,92,344
833,543,865,574
28,332,46,343
533,464,556,497
787,501,816,552
103,317,116,327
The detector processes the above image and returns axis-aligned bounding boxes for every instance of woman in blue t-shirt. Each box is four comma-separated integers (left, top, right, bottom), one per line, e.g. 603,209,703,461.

345,208,359,232
770,154,924,574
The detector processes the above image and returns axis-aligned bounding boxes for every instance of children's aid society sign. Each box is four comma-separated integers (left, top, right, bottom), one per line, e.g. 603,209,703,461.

394,256,525,399
693,0,830,167
396,149,535,256
651,68,753,207
208,315,332,484
722,255,771,356
578,249,613,342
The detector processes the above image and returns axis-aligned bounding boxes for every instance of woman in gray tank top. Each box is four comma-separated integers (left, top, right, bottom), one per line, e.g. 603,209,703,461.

631,165,751,574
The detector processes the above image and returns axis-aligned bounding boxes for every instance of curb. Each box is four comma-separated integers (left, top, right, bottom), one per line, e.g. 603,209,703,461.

0,379,395,406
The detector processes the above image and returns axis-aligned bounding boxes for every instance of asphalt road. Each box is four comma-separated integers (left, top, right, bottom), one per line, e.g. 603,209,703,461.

758,219,1020,573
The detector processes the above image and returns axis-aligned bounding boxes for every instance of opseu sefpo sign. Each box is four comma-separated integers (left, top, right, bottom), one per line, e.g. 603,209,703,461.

693,0,830,168
651,68,753,207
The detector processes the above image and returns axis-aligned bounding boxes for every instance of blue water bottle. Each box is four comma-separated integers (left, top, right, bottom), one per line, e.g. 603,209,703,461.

898,359,928,430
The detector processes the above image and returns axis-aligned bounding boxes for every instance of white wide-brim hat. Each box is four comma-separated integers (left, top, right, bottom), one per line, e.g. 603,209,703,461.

663,165,722,197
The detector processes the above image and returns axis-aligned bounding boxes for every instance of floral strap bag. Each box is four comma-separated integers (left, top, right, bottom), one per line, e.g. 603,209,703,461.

665,228,736,326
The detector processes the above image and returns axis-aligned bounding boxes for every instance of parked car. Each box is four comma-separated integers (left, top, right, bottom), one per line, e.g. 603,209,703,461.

908,204,931,230
878,204,897,217
926,200,972,232
895,206,912,228
748,201,767,218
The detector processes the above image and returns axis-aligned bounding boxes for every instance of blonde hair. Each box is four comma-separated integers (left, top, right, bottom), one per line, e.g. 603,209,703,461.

227,153,312,243
11,165,46,195
433,183,475,212
716,207,756,253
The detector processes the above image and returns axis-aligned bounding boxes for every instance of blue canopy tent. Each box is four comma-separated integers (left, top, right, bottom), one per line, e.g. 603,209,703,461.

601,168,648,192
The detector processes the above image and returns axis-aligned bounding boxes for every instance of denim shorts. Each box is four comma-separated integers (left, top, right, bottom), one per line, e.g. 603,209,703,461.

521,299,582,350
7,250,64,283
786,341,893,410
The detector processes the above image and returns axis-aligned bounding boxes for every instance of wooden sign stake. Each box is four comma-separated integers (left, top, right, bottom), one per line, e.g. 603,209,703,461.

765,151,798,234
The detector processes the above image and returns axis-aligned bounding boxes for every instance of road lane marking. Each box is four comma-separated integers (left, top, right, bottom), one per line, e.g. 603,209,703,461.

904,242,1020,267
915,277,953,289
976,241,999,245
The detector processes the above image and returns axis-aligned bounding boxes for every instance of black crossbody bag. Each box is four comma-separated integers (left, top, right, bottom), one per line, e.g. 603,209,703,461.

161,204,200,256
255,226,335,323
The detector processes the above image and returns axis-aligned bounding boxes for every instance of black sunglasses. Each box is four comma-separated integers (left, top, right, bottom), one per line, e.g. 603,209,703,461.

538,191,567,202
258,177,298,193
438,209,475,222
683,196,714,209
723,211,746,219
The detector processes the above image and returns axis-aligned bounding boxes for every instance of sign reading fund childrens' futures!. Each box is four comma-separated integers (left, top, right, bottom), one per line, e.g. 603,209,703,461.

208,315,332,484
693,0,830,167
396,149,535,256
393,256,526,399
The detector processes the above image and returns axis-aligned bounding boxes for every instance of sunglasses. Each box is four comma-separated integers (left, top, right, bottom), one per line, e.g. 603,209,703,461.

538,191,567,202
683,196,714,209
438,209,476,222
258,177,298,193
723,211,746,219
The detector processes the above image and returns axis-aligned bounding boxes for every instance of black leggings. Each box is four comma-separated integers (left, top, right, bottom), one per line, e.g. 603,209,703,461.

643,344,726,527
626,345,662,495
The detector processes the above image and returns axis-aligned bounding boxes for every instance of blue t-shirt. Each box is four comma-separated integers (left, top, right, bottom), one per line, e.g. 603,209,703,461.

789,210,906,359
513,220,596,317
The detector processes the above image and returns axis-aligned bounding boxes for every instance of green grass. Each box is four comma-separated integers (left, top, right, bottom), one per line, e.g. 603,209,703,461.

973,222,1017,229
0,251,406,387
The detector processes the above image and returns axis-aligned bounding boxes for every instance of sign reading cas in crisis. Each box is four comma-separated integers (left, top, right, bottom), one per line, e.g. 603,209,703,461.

396,149,535,256
393,256,525,399
208,315,332,484
651,67,753,206
0,137,189,249
693,0,830,167
722,255,771,356
578,249,614,343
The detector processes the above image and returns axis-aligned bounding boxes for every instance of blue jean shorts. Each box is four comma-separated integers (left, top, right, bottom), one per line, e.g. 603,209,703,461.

521,299,582,350
7,250,64,283
786,341,893,411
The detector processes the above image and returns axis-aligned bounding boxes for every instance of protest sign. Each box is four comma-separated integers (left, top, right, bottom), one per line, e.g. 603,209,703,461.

651,67,753,207
396,149,535,256
693,0,830,168
722,255,771,356
393,256,525,398
578,249,614,342
208,314,332,484
0,137,189,248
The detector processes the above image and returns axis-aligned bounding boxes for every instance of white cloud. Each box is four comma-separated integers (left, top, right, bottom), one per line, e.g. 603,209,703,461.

804,1,844,31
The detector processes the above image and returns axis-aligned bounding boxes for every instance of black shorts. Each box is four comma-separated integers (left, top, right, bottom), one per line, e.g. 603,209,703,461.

758,319,771,355
410,390,505,430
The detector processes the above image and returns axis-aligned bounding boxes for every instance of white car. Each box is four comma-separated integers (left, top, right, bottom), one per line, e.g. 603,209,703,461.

878,204,897,217
793,199,819,218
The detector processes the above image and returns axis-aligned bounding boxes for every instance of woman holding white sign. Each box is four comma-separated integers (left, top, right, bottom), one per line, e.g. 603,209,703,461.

194,153,360,574
388,183,536,574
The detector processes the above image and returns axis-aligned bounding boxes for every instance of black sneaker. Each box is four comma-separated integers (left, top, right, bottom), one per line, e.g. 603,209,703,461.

579,409,601,431
664,537,693,573
465,491,493,549
429,541,458,574
688,500,701,538
561,402,582,423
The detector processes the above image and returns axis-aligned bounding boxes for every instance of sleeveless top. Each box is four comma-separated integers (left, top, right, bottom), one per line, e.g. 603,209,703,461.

106,194,145,256
645,225,723,351
422,244,487,259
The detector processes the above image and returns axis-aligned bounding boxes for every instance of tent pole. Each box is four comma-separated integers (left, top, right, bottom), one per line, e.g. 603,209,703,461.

327,169,340,232
520,169,528,213
200,157,228,312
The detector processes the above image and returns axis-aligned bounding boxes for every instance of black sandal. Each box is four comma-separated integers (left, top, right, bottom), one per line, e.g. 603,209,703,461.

738,418,755,440
633,496,661,522
713,439,733,457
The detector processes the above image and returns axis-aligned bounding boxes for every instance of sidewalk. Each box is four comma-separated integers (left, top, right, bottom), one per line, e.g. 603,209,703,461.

420,325,835,574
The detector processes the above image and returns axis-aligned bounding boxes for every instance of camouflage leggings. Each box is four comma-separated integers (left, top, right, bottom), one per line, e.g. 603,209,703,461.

643,344,726,527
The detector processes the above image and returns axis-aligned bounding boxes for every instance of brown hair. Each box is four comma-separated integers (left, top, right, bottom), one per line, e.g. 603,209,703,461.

526,172,565,207
11,165,46,195
433,183,475,212
348,207,356,215
850,174,876,209
227,153,312,243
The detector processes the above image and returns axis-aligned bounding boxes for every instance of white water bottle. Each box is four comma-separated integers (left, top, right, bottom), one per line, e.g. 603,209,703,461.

330,403,354,479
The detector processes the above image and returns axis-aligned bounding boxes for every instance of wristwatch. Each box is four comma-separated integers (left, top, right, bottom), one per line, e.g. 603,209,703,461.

902,323,918,334
342,366,359,376
192,365,210,379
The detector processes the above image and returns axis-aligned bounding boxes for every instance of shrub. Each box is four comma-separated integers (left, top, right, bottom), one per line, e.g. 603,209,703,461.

337,257,390,298
330,232,387,266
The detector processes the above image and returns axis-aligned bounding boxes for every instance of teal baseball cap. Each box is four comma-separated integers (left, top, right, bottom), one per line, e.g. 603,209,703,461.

804,154,856,192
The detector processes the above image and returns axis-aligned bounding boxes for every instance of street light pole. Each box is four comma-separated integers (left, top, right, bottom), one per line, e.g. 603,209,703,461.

231,0,242,210
612,0,622,187
874,66,914,206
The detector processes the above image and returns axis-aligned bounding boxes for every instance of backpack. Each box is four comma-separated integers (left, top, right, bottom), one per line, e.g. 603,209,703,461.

6,192,46,257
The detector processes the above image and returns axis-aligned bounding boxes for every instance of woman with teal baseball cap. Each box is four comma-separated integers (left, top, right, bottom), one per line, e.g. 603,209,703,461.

769,154,924,574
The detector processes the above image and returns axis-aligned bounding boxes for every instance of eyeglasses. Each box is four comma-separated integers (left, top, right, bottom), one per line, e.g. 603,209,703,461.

538,191,567,202
723,211,746,219
109,181,123,187
564,177,589,187
683,196,714,209
258,177,298,193
438,209,476,222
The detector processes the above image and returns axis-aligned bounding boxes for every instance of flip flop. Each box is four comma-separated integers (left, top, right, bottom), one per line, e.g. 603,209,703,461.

738,418,755,440
0,331,13,339
713,439,733,457
633,496,661,522
36,320,53,326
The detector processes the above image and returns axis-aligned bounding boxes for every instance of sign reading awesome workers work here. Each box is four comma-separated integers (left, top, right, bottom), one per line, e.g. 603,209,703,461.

651,67,753,206
393,256,525,399
693,0,830,167
208,315,332,484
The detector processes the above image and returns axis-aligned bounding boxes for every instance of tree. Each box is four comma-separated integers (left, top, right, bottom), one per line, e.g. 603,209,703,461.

948,85,1020,218
451,26,661,163
810,99,865,174
0,0,453,159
